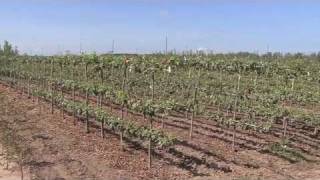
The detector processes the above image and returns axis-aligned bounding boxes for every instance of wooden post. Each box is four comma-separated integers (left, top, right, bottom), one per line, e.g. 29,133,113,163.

291,78,295,91
148,138,152,169
314,127,318,136
121,60,127,120
232,74,240,152
60,61,64,120
283,117,288,138
161,114,165,128
152,71,155,101
85,63,89,133
27,76,31,98
120,60,127,150
50,59,54,114
232,98,237,152
190,71,200,139
85,90,89,133
120,131,124,151
148,70,155,169
72,62,77,125
100,94,105,138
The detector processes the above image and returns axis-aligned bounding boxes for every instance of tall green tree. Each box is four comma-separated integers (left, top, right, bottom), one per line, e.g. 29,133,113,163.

0,40,18,56
3,40,13,56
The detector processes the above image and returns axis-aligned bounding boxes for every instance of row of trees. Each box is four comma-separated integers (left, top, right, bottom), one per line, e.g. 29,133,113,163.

0,40,19,56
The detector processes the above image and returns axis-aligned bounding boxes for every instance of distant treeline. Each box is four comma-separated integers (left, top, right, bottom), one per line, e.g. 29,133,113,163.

100,51,320,61
0,40,19,56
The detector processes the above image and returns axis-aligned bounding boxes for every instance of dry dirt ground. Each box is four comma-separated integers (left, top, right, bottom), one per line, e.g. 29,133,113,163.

0,145,28,180
0,83,320,180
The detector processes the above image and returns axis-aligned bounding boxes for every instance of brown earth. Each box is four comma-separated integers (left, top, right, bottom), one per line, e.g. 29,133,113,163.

0,83,320,180
0,145,29,180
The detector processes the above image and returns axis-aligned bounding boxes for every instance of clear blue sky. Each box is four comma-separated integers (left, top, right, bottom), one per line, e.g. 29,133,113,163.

1,0,320,55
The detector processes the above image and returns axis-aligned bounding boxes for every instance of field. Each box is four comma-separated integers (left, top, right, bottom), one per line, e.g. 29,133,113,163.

0,53,319,180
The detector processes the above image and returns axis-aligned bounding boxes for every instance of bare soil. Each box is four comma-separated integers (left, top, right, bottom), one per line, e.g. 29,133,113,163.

0,83,320,180
0,145,29,180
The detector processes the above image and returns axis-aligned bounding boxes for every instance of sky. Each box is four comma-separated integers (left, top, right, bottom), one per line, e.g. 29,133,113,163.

1,0,320,55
